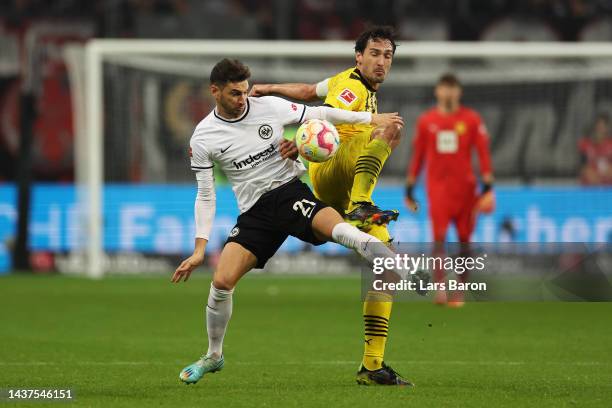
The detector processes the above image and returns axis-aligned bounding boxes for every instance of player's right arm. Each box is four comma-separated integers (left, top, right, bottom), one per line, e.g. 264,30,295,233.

172,140,216,283
404,116,427,212
249,78,329,102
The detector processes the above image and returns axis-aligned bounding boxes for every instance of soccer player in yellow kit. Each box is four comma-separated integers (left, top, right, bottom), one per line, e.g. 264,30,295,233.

251,26,410,385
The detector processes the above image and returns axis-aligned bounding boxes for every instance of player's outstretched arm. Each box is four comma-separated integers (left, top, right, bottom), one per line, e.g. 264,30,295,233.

172,168,216,283
250,83,319,102
303,105,403,127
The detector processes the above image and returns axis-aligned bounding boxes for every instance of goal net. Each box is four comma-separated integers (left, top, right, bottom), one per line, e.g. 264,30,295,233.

64,41,612,277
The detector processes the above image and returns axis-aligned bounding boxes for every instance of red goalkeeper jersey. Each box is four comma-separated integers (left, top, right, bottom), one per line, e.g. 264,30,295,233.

408,106,493,197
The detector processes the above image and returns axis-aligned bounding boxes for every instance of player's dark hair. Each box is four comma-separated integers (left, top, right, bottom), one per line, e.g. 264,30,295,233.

210,58,251,87
354,25,397,55
437,73,462,87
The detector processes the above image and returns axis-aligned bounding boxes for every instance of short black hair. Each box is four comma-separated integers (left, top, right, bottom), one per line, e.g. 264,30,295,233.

437,73,462,87
354,25,397,55
210,58,251,87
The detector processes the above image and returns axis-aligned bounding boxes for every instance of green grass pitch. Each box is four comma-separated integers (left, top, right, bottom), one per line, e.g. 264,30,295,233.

1,273,611,407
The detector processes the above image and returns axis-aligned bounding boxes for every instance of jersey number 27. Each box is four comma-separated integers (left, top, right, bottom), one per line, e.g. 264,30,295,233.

293,199,316,218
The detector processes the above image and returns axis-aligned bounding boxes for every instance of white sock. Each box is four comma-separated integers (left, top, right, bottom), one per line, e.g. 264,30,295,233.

331,222,403,275
206,283,233,359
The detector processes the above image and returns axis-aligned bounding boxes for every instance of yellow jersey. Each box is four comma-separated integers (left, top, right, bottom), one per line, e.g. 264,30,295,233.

323,67,377,143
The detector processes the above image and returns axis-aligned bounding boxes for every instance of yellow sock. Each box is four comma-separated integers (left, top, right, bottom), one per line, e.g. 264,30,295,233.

349,139,391,210
362,290,393,371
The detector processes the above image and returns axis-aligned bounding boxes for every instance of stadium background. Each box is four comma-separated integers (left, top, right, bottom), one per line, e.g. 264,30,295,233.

0,0,611,274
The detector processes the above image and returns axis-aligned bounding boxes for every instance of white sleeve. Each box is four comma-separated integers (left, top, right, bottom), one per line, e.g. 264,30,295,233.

262,96,307,126
315,78,330,99
302,105,372,125
194,169,215,240
190,137,214,171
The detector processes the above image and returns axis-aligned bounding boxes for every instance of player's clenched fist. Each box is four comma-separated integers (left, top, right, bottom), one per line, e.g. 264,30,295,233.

279,139,299,160
248,84,272,97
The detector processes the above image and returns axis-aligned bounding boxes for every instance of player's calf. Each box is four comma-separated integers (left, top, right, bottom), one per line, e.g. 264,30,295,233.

349,125,403,211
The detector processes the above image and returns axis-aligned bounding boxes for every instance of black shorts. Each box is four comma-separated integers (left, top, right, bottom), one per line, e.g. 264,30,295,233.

226,178,329,268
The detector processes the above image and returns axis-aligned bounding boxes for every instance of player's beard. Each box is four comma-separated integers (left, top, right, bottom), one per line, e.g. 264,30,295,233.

220,100,245,118
364,71,386,86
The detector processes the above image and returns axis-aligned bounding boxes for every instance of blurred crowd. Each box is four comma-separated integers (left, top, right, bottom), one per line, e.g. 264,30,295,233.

1,0,612,185
2,0,612,41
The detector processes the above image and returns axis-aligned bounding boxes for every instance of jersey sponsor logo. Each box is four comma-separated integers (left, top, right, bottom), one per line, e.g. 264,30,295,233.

455,121,466,135
220,144,232,153
337,88,358,106
229,227,240,237
232,144,276,169
258,124,273,140
436,130,459,153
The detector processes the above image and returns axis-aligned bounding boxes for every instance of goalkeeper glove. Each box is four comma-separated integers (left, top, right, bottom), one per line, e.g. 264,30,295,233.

475,182,495,214
404,184,418,211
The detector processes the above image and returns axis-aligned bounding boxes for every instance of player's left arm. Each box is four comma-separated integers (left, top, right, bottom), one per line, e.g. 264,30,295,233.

404,116,427,212
473,113,495,213
249,78,329,102
474,114,494,185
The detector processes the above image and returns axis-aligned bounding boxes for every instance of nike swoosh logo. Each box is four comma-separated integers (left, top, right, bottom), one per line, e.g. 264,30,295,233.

206,304,218,311
220,145,232,153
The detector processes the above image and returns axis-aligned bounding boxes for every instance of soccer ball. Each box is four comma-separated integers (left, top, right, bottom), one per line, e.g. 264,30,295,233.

295,119,340,163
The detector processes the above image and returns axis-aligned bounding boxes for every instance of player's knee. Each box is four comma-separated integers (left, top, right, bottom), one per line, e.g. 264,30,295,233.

372,124,403,150
212,274,236,291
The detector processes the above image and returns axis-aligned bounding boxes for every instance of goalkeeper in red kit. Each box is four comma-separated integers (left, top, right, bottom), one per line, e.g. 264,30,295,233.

405,73,494,307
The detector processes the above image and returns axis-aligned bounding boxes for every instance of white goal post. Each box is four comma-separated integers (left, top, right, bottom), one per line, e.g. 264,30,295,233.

72,40,612,278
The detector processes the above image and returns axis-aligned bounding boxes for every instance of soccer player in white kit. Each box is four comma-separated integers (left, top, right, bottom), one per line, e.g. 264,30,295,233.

171,59,410,386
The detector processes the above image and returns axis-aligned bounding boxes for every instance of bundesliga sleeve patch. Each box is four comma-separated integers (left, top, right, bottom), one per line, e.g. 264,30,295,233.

337,88,358,106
